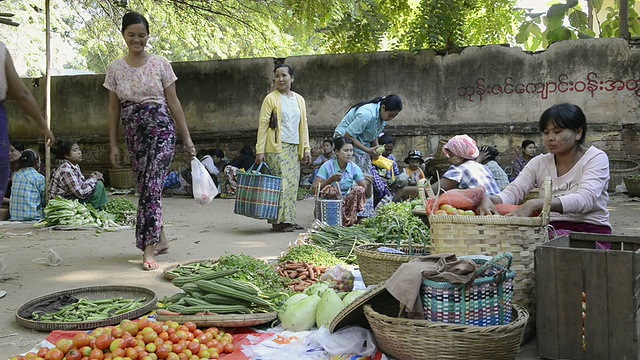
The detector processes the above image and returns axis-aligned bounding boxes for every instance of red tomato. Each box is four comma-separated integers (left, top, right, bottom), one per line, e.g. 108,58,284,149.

223,343,235,353
94,334,112,350
37,348,49,358
49,349,64,360
186,342,200,354
155,346,169,360
66,349,82,360
192,329,203,337
88,349,104,360
183,322,196,333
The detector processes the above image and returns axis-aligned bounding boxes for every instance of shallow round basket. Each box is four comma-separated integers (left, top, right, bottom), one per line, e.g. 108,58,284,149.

15,285,157,331
163,259,219,280
156,311,277,328
109,168,136,189
624,176,640,197
609,159,640,192
355,243,430,286
364,303,528,360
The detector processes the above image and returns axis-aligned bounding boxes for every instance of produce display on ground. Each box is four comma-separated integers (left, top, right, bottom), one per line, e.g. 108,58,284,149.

31,297,147,322
305,200,431,263
276,260,329,292
278,245,341,267
278,282,366,332
160,268,286,315
36,197,138,229
9,318,236,360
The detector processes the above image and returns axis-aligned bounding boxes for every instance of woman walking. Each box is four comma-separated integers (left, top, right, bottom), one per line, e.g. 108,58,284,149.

104,12,196,270
256,64,312,232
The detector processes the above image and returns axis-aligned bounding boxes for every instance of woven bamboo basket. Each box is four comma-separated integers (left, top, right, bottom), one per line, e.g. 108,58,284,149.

156,311,277,328
623,175,640,197
109,168,136,189
364,303,528,360
425,177,551,338
608,159,640,192
355,225,430,286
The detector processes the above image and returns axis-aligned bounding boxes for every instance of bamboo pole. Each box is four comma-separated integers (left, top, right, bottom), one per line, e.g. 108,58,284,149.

620,0,630,39
45,0,51,196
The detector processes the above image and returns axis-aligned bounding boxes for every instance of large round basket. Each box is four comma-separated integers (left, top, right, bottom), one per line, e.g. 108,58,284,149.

15,285,157,331
624,176,640,197
364,303,528,360
609,159,640,192
163,259,219,280
109,168,136,189
425,177,552,339
156,311,277,328
355,243,430,286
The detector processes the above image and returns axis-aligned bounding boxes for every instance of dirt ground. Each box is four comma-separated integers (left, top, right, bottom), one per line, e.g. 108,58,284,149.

1,194,639,359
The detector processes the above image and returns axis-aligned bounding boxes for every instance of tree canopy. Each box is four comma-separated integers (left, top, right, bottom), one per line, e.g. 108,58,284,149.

0,0,635,76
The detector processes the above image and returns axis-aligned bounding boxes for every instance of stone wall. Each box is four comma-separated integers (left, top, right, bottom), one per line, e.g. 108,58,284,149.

6,38,640,181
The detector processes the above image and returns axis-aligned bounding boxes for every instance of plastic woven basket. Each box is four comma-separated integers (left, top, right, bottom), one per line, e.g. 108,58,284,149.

109,168,136,189
234,163,282,220
364,303,528,360
314,198,342,226
421,253,515,326
424,177,552,337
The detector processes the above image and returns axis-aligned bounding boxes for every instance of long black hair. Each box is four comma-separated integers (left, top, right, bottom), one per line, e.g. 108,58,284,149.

121,12,149,34
348,94,403,113
539,103,587,145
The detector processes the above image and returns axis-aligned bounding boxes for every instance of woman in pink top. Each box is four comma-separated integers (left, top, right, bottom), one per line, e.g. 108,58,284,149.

104,12,196,270
478,103,612,244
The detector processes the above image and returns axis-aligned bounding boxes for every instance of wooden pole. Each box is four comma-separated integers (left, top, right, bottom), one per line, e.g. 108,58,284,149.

45,0,51,196
620,0,630,39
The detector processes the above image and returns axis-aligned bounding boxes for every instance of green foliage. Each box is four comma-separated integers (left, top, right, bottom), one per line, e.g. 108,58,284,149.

516,0,640,52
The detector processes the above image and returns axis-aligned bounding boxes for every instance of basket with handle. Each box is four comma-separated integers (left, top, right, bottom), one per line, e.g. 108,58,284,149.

421,252,516,326
109,168,136,189
364,303,528,360
424,177,551,337
234,163,282,220
314,183,343,226
355,225,430,286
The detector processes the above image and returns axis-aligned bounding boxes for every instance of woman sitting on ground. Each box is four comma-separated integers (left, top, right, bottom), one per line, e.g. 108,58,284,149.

313,137,372,227
430,134,501,196
477,145,510,190
222,145,256,197
49,141,108,209
477,103,611,246
10,150,46,221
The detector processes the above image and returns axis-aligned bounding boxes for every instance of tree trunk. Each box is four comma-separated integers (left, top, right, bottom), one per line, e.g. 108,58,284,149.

620,0,630,39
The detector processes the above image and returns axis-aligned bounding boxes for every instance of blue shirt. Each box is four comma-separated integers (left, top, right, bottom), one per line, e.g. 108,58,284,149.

334,103,386,154
443,160,501,196
317,159,365,197
9,167,46,221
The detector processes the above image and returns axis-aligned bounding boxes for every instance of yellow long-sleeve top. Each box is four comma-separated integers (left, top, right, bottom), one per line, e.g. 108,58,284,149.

256,90,311,160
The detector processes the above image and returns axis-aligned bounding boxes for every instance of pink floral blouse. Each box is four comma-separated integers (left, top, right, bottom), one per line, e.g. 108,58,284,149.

103,55,177,105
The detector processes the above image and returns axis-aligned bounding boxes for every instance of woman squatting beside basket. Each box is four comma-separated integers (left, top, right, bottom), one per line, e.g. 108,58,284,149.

104,12,196,270
313,136,373,227
255,64,312,233
477,103,612,247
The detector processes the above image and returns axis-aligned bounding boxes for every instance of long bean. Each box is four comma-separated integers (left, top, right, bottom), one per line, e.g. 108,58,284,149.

32,297,146,322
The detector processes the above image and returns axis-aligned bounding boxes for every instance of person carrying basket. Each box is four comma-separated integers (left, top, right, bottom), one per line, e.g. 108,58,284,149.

255,64,312,232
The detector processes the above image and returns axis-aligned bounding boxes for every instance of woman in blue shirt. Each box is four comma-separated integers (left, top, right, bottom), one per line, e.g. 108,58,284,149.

9,150,46,221
314,137,372,226
333,95,402,218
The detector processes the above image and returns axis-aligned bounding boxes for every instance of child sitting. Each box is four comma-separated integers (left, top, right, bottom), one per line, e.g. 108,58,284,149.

403,150,426,186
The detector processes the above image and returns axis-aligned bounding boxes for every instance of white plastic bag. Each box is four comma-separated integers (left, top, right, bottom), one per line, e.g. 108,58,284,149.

191,157,218,205
308,326,377,357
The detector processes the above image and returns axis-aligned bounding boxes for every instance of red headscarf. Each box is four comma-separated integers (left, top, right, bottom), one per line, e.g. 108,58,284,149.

443,134,479,160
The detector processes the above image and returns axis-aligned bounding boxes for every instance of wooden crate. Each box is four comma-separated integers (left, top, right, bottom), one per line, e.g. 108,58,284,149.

535,233,640,359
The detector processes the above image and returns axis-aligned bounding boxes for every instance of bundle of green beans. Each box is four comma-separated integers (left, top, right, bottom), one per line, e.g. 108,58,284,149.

279,245,342,267
32,297,146,322
308,222,376,264
166,260,218,278
165,268,287,314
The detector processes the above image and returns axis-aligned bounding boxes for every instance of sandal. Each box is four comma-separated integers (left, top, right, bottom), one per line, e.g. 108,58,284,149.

271,226,295,232
143,261,161,271
290,224,304,230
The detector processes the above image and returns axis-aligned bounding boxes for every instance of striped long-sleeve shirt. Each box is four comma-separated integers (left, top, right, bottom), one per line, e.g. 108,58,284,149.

49,160,96,200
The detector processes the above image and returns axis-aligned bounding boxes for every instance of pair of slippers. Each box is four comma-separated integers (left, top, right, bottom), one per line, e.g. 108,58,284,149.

271,223,304,232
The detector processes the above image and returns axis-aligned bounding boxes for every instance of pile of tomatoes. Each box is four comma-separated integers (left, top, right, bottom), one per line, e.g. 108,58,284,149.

11,318,236,360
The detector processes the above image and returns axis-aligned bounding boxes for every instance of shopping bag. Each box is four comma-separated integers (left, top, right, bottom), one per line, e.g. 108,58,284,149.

234,163,282,220
191,157,218,205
